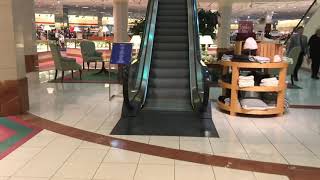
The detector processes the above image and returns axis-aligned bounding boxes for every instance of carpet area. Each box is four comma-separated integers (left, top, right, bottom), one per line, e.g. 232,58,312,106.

48,70,119,83
0,116,42,160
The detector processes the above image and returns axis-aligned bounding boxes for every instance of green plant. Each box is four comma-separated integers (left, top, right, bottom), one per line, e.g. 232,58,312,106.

130,19,146,35
198,9,220,39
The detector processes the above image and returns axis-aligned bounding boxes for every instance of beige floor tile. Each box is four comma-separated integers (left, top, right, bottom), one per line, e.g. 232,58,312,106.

0,177,8,180
66,148,108,163
175,165,215,180
93,163,137,180
3,147,42,161
53,162,100,179
254,172,289,180
213,166,256,180
79,141,110,150
9,177,48,180
214,152,249,160
180,140,213,154
242,143,280,155
211,142,246,154
134,164,174,180
139,154,174,165
0,160,28,176
103,149,141,163
174,160,204,166
285,154,320,167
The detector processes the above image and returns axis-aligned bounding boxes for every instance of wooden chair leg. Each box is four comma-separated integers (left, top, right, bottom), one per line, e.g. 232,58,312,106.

54,69,58,80
95,62,97,69
83,62,85,70
71,70,74,79
79,70,82,80
61,71,64,82
87,62,90,70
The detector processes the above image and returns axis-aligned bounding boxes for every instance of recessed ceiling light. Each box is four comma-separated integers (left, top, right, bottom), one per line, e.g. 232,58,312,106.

306,16,310,19
294,7,297,9
82,7,89,9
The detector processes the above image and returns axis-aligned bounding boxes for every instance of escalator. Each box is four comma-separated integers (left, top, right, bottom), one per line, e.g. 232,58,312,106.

112,0,218,137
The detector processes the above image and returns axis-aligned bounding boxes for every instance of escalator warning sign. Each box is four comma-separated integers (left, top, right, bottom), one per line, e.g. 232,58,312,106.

110,42,133,65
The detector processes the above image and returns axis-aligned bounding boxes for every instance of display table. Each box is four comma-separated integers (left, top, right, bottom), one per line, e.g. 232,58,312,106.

218,61,288,116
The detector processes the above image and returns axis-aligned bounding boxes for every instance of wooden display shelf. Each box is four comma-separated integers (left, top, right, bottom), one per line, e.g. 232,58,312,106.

218,61,288,116
218,80,283,92
217,101,280,115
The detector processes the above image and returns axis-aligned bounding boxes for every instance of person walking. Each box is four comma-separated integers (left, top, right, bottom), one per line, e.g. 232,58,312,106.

308,28,320,79
286,26,309,81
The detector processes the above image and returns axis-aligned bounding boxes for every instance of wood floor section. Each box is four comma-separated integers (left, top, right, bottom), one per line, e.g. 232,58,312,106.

22,114,320,180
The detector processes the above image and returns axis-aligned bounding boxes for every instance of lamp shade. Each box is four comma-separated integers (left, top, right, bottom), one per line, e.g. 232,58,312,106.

243,37,258,50
130,35,141,49
200,35,214,45
102,26,109,32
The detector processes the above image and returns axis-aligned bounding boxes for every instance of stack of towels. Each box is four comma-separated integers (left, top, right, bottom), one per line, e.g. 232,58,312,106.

239,75,255,88
260,77,279,87
254,56,271,63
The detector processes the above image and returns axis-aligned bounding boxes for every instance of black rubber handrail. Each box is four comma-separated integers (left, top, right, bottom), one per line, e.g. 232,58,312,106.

284,0,317,44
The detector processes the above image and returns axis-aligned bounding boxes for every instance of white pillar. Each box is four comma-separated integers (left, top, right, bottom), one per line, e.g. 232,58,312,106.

113,0,129,42
0,0,29,115
217,0,232,49
21,0,38,72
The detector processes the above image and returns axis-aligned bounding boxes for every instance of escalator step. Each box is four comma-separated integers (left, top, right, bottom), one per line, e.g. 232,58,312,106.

156,22,188,29
154,36,188,43
151,59,189,68
153,51,188,59
144,98,192,111
149,78,189,88
157,16,187,22
153,43,188,51
155,29,188,36
158,10,187,16
150,68,189,78
158,4,187,10
148,88,190,99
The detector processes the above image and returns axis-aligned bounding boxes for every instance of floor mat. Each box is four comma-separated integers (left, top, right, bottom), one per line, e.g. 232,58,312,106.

111,106,219,137
0,116,42,160
48,70,119,84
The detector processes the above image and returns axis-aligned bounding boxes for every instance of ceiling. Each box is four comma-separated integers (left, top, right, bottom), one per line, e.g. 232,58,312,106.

34,0,318,20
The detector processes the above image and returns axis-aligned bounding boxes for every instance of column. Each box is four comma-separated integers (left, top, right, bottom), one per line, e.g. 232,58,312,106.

0,0,29,116
22,0,38,72
98,14,103,27
113,0,129,42
217,0,232,49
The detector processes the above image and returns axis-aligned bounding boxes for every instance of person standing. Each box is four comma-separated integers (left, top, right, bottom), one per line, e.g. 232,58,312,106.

308,28,320,79
286,26,309,81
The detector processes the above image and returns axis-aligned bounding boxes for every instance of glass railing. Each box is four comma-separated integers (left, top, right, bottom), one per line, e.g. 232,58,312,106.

125,0,159,108
187,0,210,111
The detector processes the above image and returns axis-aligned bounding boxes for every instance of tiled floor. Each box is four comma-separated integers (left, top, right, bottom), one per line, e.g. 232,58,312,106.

1,70,319,179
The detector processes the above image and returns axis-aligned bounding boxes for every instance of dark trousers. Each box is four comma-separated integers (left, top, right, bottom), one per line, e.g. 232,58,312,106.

293,52,305,78
311,58,320,77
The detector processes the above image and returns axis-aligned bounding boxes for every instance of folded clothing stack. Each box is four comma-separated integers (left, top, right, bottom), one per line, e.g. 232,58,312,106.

254,56,270,63
260,77,279,87
239,75,255,88
240,98,274,110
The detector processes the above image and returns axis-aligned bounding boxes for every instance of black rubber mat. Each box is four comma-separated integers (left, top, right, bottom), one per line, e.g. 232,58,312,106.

111,107,219,137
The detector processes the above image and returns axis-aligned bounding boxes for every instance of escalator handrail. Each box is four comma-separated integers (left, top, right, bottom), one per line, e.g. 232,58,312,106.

126,0,158,107
284,0,317,44
187,0,211,111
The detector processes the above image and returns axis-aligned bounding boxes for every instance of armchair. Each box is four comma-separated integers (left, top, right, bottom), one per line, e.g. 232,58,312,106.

49,43,82,82
80,41,103,70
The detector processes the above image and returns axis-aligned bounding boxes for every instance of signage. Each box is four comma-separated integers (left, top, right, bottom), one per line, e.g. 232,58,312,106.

110,43,133,65
238,21,253,34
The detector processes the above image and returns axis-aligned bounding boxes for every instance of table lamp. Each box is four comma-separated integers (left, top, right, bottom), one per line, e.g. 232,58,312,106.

102,26,109,37
130,35,141,56
243,37,258,56
200,35,214,53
